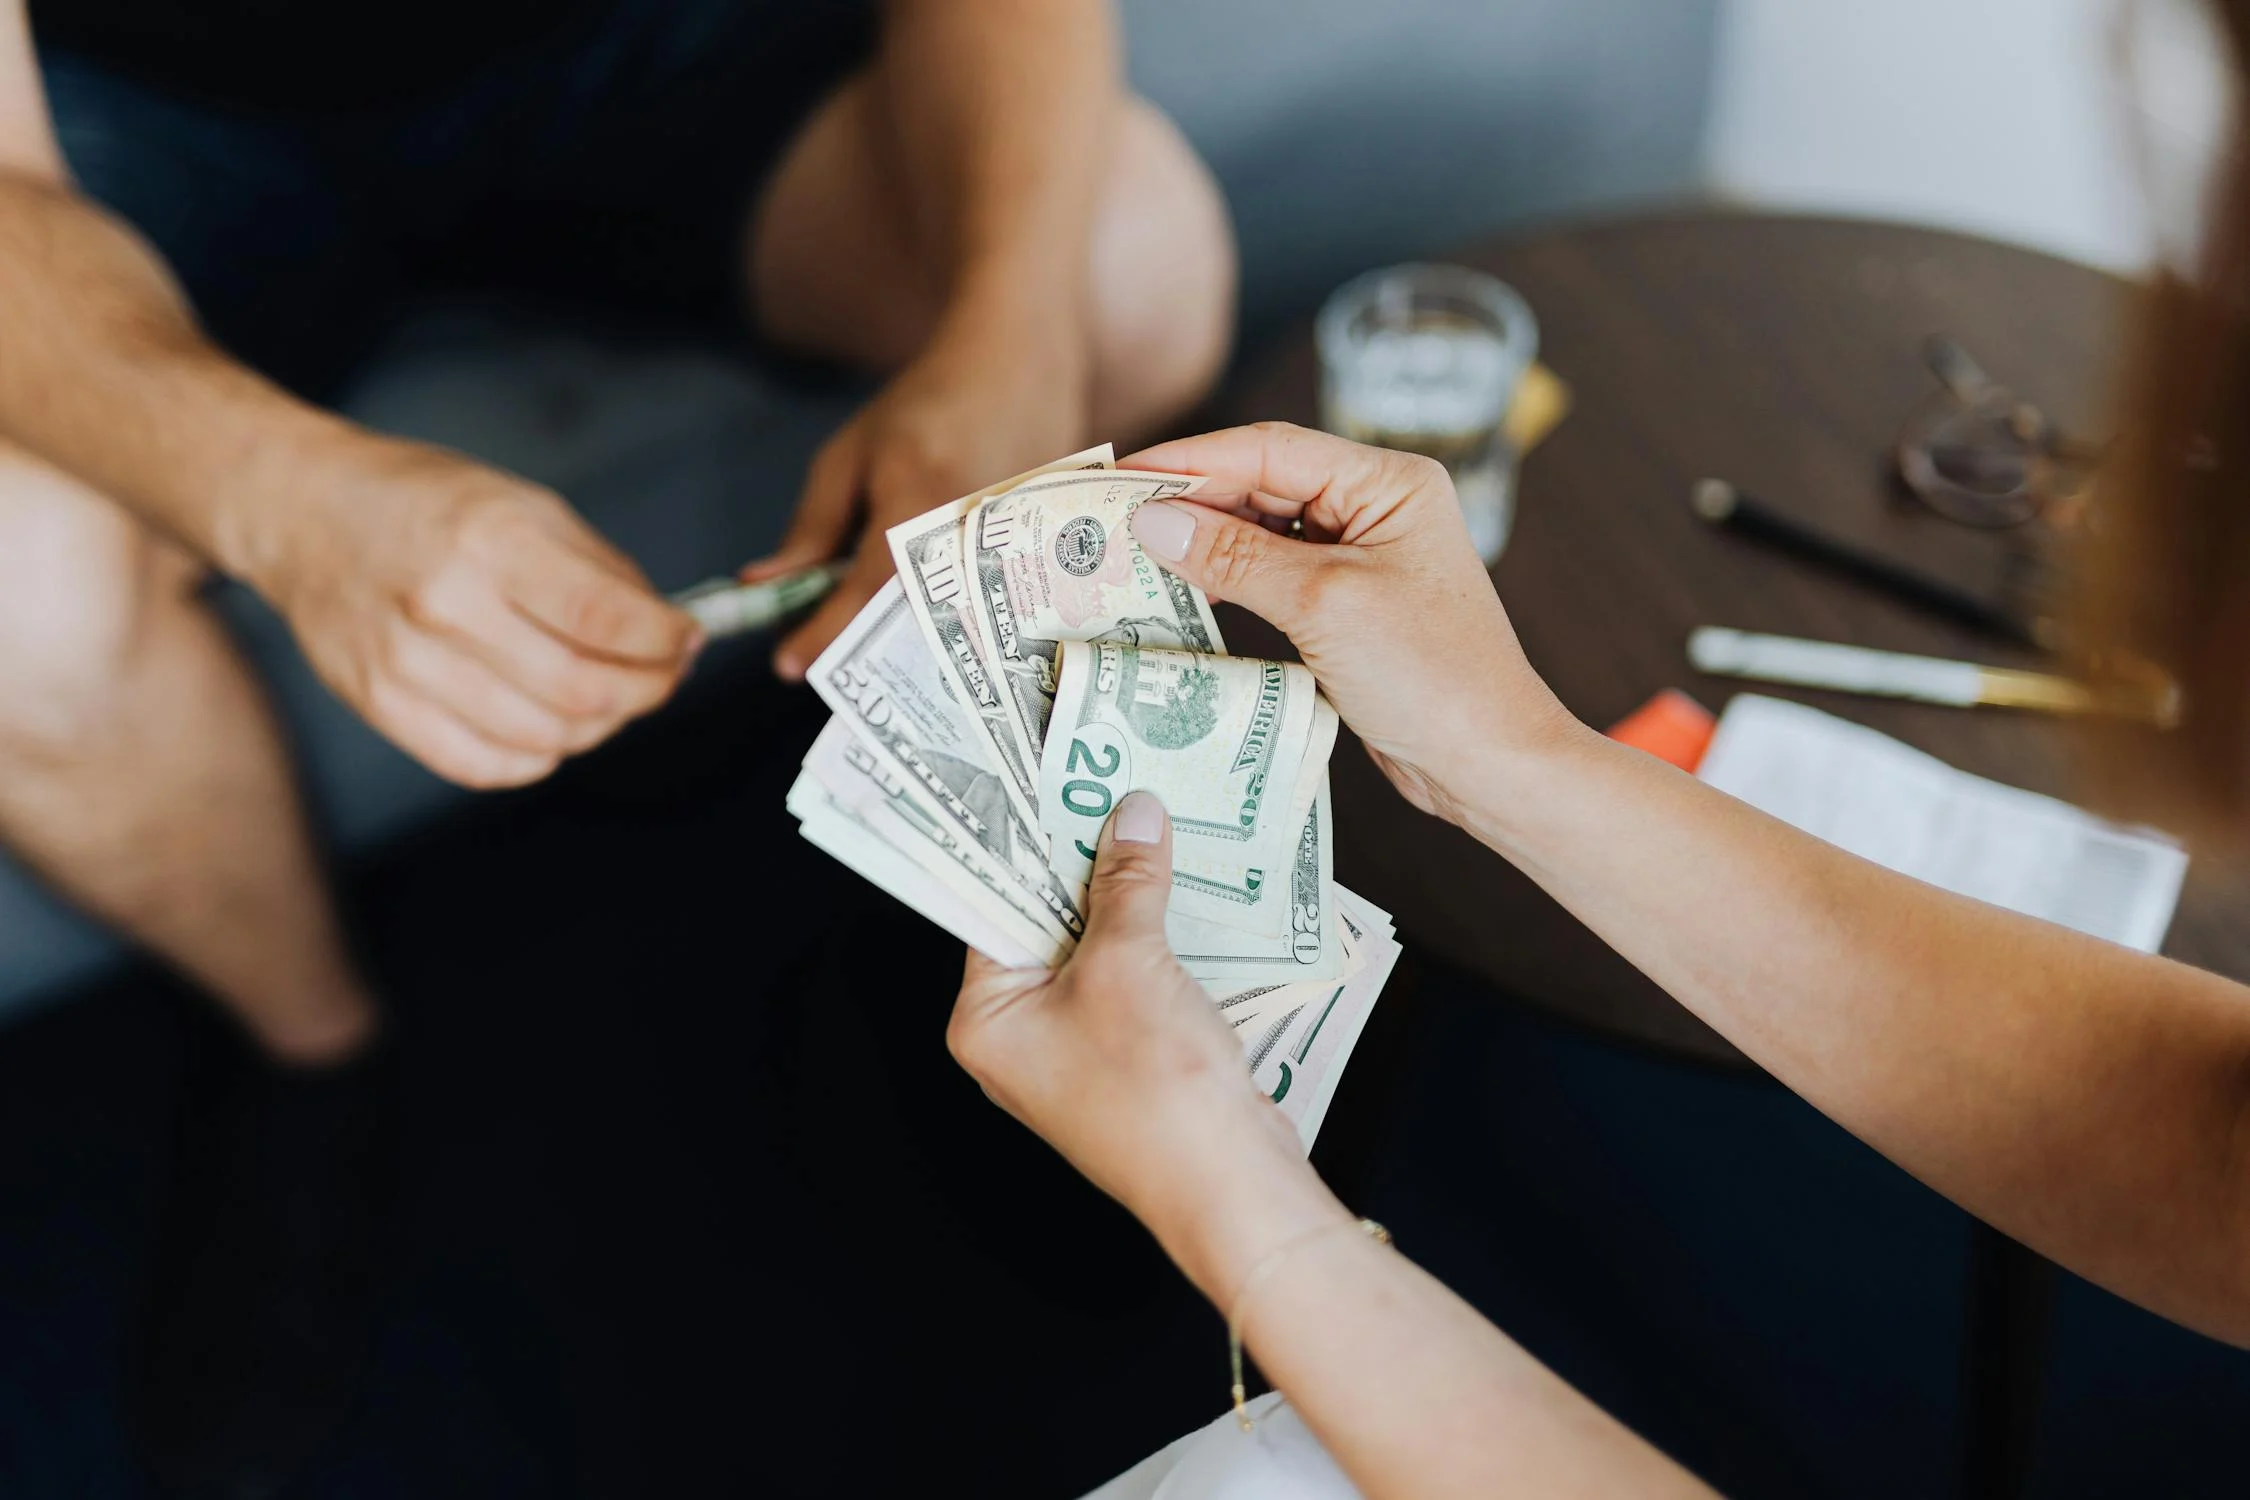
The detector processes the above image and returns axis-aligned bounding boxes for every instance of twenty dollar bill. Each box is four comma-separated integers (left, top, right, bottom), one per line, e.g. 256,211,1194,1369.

1041,640,1325,938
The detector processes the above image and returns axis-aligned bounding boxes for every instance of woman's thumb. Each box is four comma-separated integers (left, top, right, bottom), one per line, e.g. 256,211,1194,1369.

1130,500,1329,635
1080,791,1175,947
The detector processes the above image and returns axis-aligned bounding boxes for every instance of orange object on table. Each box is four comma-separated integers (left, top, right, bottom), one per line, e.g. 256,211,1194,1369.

1606,689,1717,772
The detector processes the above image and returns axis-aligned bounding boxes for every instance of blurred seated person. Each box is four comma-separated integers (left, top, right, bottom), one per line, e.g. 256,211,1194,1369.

0,0,1232,1486
953,421,2250,1492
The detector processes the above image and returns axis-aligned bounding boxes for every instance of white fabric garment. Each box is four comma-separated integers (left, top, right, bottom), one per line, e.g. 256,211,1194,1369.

1080,1394,1363,1500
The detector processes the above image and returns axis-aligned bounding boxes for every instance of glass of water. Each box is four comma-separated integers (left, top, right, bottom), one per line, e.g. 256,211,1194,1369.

1316,263,1539,564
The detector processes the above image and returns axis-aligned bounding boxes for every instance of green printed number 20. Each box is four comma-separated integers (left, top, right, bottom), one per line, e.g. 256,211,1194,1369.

1059,726,1129,861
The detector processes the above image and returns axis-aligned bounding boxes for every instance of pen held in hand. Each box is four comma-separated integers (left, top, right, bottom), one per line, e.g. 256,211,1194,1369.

669,563,842,640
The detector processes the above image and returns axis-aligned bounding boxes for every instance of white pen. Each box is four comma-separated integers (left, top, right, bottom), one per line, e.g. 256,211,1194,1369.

670,564,842,640
1687,627,2180,726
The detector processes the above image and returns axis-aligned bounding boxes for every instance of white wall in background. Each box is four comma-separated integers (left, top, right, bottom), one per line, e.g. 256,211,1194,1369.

1704,0,2227,272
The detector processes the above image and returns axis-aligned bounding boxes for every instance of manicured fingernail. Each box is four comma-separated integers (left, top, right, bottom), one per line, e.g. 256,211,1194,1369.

1131,501,1195,562
1112,790,1165,845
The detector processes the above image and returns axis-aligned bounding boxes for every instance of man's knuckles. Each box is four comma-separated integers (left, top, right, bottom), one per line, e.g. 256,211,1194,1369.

398,569,478,634
558,583,634,651
452,500,518,564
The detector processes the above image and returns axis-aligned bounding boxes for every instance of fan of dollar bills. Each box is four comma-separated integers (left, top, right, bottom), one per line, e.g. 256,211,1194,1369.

786,447,1402,1148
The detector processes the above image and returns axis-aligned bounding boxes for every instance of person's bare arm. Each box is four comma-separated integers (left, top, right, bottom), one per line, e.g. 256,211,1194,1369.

950,797,1715,1499
0,0,57,177
0,0,367,573
879,0,1111,332
1128,423,2250,1346
753,0,1120,672
1163,1149,1716,1499
1464,730,2250,1343
0,1,697,788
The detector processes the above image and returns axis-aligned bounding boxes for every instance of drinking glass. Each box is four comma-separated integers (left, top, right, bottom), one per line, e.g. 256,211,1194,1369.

1317,263,1539,563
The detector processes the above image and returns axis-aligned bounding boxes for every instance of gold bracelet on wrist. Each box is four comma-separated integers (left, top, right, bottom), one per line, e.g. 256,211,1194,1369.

1226,1216,1393,1430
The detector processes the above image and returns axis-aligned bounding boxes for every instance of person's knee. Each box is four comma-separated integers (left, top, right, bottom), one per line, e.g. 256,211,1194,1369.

747,71,943,371
0,450,201,763
1091,97,1239,439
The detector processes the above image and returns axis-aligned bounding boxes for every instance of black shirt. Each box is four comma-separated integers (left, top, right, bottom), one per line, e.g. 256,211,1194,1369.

29,0,608,110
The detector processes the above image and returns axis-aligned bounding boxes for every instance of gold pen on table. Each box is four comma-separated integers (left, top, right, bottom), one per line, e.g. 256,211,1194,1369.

670,563,842,640
1687,627,2181,727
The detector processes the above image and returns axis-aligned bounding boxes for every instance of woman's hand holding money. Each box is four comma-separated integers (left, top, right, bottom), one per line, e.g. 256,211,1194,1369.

946,791,1350,1307
947,785,1703,1499
1123,423,1590,837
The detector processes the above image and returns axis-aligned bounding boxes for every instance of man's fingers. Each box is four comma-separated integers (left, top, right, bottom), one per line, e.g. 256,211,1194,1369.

1126,422,1437,541
431,586,684,728
1077,791,1175,950
758,419,886,680
505,543,699,666
773,545,885,683
385,627,579,756
1130,494,1340,637
365,677,560,791
741,419,869,583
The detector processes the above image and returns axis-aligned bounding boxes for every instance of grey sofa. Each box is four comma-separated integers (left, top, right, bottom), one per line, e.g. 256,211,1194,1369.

0,0,1719,1020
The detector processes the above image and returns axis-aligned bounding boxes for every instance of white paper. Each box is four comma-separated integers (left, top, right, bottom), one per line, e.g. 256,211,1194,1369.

1696,696,2188,954
1078,1394,1361,1500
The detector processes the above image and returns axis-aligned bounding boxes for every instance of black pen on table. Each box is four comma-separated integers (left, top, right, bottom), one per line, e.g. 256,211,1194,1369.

1690,479,2054,650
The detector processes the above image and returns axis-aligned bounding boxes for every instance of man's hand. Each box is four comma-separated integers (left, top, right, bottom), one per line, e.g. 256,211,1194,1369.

743,313,1089,681
259,443,700,789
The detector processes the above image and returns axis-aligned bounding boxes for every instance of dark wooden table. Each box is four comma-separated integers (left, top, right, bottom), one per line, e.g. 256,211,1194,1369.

1225,210,2250,1067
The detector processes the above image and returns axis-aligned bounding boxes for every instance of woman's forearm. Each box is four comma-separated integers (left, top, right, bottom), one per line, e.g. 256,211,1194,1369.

1459,719,2250,1342
1244,1233,1713,1500
1156,1148,1712,1500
